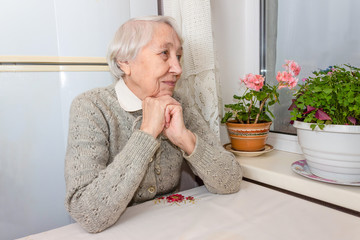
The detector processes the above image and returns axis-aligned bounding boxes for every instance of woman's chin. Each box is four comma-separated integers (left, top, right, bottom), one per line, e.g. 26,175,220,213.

154,90,175,98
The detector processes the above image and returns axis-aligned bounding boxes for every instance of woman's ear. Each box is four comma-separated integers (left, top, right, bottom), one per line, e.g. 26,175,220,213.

117,60,131,75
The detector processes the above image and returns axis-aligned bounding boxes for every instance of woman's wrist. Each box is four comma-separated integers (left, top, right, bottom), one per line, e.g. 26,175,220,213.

177,130,196,155
140,126,158,138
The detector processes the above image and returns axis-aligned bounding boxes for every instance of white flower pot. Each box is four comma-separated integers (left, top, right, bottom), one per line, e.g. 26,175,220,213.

293,121,360,182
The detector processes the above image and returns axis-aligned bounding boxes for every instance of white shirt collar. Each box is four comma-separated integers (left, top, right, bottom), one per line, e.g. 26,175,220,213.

115,78,142,112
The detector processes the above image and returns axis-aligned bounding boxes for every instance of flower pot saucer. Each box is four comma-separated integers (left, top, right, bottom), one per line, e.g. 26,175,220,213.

291,160,360,186
224,143,274,157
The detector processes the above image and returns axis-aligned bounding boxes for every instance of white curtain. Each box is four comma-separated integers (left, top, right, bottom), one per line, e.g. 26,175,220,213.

163,0,221,137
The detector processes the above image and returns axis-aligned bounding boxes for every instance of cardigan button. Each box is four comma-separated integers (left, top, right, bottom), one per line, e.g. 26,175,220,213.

148,186,156,194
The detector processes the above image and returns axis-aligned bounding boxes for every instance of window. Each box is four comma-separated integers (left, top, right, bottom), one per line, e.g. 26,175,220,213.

262,0,360,134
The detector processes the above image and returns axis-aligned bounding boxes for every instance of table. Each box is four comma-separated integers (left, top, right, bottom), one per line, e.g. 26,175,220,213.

18,180,360,240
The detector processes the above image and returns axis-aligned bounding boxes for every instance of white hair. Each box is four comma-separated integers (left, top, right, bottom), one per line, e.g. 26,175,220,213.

107,15,182,80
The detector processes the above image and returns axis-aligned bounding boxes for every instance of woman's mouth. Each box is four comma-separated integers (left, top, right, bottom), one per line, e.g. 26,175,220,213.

163,81,176,87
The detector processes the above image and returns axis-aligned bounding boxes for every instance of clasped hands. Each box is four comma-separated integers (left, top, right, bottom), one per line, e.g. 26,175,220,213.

140,95,196,155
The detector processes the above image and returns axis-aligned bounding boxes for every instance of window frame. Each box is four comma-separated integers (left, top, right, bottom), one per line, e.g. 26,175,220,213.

259,0,300,154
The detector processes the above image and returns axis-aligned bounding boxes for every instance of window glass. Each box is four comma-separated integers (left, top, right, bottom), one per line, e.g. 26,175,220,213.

265,0,360,134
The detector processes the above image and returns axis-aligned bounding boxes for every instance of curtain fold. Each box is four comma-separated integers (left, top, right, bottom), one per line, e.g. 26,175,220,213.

163,0,221,137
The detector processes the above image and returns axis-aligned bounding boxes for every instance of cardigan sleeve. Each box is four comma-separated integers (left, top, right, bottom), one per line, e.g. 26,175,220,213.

181,101,243,194
64,94,160,233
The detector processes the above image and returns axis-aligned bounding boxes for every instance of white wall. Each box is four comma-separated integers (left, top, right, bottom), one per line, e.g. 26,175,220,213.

0,0,158,57
0,1,157,240
0,0,258,239
210,0,260,144
0,0,127,57
0,71,115,240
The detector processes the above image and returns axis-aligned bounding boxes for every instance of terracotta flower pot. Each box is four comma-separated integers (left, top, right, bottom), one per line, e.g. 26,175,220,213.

226,121,272,152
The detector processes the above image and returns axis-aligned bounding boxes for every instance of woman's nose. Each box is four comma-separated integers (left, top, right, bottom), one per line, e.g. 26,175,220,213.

169,56,182,75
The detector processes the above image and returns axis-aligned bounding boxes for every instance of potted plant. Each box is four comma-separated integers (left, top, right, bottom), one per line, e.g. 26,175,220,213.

289,64,360,182
222,60,301,152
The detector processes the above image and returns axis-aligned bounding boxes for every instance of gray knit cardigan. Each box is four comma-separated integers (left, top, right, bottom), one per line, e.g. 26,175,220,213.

64,83,242,233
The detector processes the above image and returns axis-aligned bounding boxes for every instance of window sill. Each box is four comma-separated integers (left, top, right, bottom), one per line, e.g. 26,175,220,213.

236,149,360,213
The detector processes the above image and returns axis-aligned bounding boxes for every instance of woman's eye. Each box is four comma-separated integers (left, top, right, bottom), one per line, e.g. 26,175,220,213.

176,55,182,61
161,50,169,56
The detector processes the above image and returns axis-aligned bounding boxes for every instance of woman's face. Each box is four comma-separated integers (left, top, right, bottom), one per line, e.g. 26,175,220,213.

122,22,183,100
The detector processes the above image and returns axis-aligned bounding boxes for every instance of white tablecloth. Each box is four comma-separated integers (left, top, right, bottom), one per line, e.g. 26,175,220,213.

18,181,360,240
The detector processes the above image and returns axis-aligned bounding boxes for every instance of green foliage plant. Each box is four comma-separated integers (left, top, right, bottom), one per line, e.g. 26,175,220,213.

289,64,360,130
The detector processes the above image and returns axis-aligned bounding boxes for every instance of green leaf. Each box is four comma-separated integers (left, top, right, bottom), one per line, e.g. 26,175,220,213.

233,95,242,100
221,112,233,123
323,88,333,94
313,86,322,92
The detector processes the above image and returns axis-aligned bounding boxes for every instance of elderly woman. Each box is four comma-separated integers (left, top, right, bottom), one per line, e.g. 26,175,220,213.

64,16,242,233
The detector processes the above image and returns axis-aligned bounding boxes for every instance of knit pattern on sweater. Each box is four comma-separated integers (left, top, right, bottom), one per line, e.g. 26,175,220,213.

64,83,242,233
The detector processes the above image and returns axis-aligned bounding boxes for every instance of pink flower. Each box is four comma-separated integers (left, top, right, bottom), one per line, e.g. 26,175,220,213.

283,60,301,76
276,71,288,82
288,77,298,89
277,71,298,89
241,73,264,91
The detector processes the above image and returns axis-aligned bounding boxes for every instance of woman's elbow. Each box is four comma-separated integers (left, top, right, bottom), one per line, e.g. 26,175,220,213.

67,208,116,233
65,199,122,234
